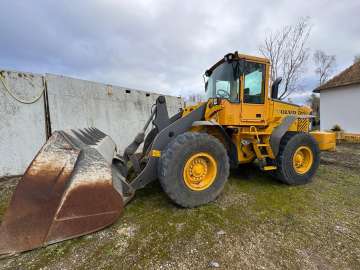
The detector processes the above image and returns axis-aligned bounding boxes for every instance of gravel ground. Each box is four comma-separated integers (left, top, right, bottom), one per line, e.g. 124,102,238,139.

0,143,359,269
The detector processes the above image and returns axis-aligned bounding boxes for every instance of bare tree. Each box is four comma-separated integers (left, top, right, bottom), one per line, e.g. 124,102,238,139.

306,93,320,126
354,54,360,63
306,93,320,115
313,50,336,86
259,17,312,99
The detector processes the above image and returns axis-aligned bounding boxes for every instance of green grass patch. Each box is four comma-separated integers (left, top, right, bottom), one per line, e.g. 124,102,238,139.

1,147,360,269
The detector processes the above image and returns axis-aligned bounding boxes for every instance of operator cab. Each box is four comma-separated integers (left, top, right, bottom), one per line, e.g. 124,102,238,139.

204,52,268,105
204,51,270,123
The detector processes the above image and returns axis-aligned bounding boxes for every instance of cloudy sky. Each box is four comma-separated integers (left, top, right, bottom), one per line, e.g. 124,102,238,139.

1,0,359,103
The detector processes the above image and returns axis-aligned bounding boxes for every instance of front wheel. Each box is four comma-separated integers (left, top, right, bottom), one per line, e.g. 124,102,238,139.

158,132,230,208
274,132,320,185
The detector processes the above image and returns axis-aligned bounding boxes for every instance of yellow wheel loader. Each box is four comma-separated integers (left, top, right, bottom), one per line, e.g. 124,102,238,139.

0,52,335,256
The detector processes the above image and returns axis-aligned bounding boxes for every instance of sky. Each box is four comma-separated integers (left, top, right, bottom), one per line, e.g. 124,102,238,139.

1,0,359,104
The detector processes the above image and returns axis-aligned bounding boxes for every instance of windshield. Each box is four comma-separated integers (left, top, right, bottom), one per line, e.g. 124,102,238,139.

205,61,241,102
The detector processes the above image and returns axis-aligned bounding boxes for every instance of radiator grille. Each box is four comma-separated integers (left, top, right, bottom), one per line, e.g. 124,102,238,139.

297,118,309,132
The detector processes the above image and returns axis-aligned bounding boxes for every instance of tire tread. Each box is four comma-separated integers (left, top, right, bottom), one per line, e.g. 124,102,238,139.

159,132,229,207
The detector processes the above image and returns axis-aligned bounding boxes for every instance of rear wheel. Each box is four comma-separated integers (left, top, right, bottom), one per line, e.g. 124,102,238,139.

158,132,230,207
274,132,320,185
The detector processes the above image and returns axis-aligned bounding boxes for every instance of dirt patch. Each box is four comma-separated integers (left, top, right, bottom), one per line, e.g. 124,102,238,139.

321,142,360,172
0,144,359,269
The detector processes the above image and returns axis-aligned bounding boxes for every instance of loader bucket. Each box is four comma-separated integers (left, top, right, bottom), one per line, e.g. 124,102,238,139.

0,128,125,257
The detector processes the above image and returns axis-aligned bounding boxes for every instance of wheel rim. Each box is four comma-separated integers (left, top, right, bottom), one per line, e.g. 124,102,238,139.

292,146,313,174
183,152,217,191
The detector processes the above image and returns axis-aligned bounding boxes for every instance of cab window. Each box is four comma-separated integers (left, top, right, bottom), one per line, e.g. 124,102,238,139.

243,62,265,104
205,62,240,102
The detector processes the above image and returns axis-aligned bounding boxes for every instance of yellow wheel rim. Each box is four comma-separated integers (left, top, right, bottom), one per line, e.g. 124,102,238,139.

183,152,217,191
292,146,313,174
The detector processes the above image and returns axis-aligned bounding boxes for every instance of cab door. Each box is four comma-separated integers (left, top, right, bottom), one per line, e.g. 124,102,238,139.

240,61,267,123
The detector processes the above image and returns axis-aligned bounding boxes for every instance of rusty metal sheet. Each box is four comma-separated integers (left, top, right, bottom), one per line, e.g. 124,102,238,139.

0,128,124,257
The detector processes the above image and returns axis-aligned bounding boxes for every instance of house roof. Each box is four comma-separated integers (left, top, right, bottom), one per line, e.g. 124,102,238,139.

313,60,360,93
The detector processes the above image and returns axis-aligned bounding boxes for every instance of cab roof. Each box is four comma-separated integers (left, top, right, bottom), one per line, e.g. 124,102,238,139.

205,51,270,75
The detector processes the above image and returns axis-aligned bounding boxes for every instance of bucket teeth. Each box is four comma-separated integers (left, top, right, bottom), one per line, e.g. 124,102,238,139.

72,129,98,145
87,127,107,140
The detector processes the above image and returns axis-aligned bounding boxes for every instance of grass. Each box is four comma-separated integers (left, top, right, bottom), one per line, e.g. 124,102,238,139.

0,144,360,269
0,178,20,223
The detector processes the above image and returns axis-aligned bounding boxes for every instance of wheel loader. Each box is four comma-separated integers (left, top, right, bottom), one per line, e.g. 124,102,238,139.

0,52,335,257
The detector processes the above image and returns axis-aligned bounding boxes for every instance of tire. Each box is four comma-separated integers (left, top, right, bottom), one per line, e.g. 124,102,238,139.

158,132,230,207
274,132,320,185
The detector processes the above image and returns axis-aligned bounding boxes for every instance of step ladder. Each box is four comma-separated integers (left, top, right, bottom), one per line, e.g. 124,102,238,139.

250,126,277,171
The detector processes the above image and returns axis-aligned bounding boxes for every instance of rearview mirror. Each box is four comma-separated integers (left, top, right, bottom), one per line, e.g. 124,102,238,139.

271,77,283,99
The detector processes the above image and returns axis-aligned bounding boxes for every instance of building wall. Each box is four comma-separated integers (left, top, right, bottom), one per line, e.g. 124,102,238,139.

0,70,183,177
0,70,47,177
46,74,183,152
320,84,360,133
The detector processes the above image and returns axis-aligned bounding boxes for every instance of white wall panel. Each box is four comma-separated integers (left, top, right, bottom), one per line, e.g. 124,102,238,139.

45,74,184,153
320,85,360,133
0,70,46,177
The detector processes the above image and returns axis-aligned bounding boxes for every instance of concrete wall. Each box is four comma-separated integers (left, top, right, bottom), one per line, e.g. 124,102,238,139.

0,70,47,177
46,74,183,152
320,84,360,133
0,70,183,177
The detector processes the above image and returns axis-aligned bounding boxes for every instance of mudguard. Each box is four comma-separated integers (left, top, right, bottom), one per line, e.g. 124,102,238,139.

270,116,297,156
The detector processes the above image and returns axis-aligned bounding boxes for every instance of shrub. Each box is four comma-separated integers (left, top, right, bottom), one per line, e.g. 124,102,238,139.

330,124,342,132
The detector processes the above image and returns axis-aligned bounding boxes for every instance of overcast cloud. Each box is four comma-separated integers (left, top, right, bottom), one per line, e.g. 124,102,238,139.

1,0,359,103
